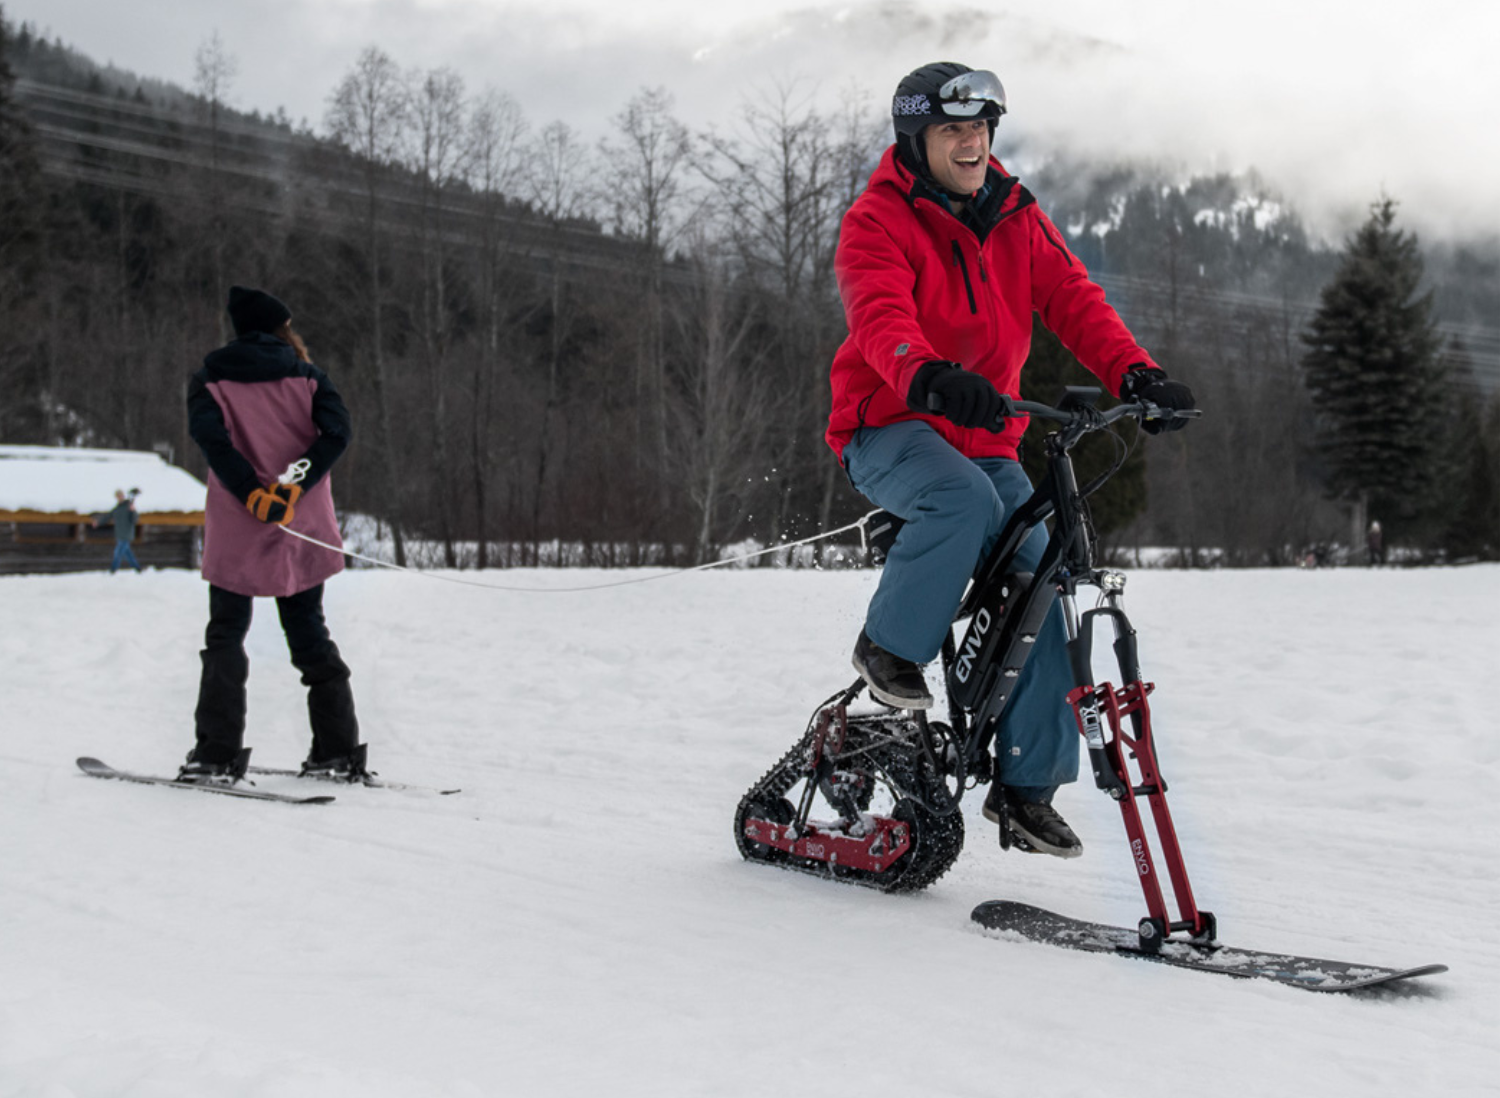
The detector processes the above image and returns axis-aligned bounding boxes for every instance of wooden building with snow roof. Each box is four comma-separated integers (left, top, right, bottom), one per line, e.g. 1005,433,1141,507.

0,446,207,574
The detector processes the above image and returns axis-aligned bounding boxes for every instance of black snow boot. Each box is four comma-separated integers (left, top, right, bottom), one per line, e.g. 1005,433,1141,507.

300,742,370,782
178,746,252,785
983,784,1083,859
852,629,934,710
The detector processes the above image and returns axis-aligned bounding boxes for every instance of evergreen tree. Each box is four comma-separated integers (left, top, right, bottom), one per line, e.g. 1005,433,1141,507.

1300,198,1444,538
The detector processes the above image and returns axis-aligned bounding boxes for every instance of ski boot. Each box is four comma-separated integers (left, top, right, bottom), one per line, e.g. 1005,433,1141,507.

177,746,251,786
299,743,371,783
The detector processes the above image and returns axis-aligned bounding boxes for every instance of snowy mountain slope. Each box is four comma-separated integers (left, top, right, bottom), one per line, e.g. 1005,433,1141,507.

2,565,1495,1097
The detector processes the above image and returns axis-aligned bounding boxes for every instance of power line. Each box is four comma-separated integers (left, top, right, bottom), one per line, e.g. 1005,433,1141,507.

1093,272,1500,395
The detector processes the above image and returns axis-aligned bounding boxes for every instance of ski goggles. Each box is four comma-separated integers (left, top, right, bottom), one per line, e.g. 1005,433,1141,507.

937,70,1007,117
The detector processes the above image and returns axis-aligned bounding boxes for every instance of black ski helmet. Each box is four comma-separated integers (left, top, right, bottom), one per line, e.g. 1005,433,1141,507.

892,62,1007,177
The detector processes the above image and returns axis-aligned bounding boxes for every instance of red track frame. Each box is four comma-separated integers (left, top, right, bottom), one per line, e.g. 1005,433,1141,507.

741,814,913,874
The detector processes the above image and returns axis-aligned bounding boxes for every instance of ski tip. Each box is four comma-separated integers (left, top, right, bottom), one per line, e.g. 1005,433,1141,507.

1299,962,1450,992
1375,963,1449,981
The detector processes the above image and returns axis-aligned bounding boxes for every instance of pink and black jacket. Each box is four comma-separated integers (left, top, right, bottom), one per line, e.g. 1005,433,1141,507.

827,147,1157,463
188,332,352,598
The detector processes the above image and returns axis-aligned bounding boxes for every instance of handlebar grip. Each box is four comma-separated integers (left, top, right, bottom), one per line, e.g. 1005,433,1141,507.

925,392,1014,433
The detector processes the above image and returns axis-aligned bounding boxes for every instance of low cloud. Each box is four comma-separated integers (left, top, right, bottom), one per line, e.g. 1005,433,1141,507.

10,0,1496,241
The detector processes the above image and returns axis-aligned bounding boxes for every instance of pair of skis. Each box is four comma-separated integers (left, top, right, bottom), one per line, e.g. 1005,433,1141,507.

76,757,459,803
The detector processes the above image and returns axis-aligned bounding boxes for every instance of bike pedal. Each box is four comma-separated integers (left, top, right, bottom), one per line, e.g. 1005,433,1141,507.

993,809,1039,855
1005,832,1041,854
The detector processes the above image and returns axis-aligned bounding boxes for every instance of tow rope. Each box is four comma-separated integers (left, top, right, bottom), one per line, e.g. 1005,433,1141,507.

277,510,883,594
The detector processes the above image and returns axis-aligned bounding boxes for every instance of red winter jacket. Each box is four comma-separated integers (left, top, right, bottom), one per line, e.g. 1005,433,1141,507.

826,147,1157,461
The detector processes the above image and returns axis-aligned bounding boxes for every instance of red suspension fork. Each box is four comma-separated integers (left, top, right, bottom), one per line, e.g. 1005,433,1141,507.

1068,678,1215,948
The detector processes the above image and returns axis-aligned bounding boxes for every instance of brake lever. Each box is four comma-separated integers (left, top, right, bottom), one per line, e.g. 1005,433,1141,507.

1138,401,1203,424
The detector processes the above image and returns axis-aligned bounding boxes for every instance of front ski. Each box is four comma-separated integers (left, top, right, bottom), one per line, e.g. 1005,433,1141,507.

245,765,461,795
76,757,335,804
972,900,1446,992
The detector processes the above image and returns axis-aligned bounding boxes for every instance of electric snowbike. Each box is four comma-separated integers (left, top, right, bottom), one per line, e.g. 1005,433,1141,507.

734,387,1211,942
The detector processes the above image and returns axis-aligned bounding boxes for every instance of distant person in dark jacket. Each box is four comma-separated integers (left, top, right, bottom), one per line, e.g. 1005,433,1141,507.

92,489,142,573
179,285,367,785
1366,520,1385,566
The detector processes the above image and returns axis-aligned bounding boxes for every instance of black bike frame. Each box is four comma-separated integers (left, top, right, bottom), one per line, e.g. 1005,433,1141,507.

943,387,1118,783
934,385,1213,945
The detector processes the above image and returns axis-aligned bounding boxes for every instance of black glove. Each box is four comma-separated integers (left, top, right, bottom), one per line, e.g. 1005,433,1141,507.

907,360,1006,431
1119,366,1195,434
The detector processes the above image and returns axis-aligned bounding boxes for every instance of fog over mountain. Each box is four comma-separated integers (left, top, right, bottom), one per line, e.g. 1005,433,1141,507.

7,0,1498,243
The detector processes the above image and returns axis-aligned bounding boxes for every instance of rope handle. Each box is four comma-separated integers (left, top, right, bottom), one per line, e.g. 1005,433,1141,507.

278,459,312,486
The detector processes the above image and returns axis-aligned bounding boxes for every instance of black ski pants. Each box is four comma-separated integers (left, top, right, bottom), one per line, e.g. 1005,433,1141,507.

192,583,359,765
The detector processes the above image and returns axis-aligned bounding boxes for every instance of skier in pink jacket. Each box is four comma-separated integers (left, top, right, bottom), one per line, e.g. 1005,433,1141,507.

180,286,366,784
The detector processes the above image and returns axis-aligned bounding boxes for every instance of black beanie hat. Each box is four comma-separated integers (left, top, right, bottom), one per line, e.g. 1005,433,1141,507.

227,285,292,337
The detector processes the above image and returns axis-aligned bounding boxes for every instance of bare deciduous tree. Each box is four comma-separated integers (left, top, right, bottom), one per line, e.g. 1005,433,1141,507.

600,87,696,498
464,88,529,568
192,31,238,334
699,80,870,554
669,234,778,562
523,120,592,562
326,46,411,563
408,66,469,565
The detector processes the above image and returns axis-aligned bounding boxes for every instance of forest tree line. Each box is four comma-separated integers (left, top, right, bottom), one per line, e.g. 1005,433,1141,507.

2,13,1497,567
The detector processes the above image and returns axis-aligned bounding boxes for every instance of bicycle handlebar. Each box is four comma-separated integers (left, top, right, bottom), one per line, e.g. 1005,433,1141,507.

925,389,1201,433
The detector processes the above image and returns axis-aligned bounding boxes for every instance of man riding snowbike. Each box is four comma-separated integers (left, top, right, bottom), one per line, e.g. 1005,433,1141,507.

826,61,1196,857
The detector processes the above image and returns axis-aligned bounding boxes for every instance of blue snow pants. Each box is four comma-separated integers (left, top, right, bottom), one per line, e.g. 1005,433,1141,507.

842,420,1080,794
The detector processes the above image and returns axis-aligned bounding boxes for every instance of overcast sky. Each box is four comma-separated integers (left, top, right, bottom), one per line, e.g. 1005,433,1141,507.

8,0,1499,243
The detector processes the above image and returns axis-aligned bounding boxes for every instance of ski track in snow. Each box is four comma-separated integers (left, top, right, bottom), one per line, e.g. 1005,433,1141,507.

2,565,1496,1097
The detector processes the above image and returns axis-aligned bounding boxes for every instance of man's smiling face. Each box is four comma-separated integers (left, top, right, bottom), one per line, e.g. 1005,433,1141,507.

923,118,991,196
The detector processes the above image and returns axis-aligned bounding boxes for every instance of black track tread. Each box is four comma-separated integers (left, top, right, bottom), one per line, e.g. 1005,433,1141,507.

734,713,966,893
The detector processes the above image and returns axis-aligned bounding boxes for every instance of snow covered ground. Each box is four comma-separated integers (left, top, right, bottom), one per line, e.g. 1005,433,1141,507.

2,563,1496,1097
